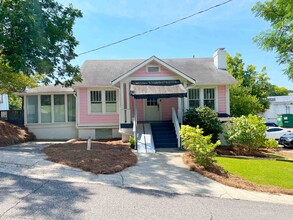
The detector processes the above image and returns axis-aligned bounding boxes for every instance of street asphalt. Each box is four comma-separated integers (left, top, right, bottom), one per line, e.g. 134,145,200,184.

1,172,293,220
0,142,293,219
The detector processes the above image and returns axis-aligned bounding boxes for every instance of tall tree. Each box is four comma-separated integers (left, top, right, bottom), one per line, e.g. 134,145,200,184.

0,0,82,86
227,53,272,116
252,0,293,80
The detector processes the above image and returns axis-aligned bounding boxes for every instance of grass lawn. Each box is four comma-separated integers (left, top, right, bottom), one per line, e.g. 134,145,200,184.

216,157,293,189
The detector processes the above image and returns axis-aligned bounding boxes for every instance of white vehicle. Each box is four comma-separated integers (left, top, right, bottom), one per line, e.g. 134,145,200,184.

265,127,291,140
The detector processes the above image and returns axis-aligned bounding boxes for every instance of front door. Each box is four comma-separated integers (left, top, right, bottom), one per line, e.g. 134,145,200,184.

145,98,161,121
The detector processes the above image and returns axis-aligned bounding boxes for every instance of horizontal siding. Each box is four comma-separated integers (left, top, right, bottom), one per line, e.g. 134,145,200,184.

131,61,175,77
79,88,119,125
218,85,226,113
161,98,178,121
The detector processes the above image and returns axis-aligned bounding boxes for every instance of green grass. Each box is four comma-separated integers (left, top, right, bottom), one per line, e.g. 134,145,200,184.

265,153,286,159
216,157,293,189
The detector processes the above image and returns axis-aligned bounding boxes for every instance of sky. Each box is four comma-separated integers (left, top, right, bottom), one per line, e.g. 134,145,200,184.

59,0,292,89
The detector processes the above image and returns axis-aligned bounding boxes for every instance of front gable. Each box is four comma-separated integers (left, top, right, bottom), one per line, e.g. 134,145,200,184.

111,56,196,85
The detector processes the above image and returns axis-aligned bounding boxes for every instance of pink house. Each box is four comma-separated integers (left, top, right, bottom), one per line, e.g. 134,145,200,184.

19,48,237,150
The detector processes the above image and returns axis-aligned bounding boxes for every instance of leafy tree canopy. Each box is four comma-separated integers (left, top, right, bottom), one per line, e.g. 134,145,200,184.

0,58,42,94
227,53,272,115
0,0,82,86
252,0,293,80
269,85,290,96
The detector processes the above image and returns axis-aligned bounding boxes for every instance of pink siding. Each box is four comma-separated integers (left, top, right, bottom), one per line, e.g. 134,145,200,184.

131,61,176,77
78,88,119,125
218,85,226,113
161,98,178,121
130,97,144,121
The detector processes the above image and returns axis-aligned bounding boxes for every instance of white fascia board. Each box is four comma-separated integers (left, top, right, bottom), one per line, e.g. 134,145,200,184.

111,56,196,85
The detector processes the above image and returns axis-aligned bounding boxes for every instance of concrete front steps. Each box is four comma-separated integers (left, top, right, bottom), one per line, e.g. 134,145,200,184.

151,121,178,148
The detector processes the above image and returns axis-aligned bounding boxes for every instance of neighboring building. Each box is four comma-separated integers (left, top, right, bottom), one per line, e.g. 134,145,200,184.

263,93,293,123
0,94,9,111
18,48,237,149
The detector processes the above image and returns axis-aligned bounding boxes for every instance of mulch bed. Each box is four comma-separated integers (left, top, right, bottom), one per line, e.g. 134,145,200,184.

216,146,267,157
0,120,35,147
183,151,293,195
43,139,138,174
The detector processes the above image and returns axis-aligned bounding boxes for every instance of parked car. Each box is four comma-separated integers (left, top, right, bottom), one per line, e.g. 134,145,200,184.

265,122,279,127
279,133,293,148
265,127,291,140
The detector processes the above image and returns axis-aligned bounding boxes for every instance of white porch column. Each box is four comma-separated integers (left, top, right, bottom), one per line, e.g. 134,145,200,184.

120,82,125,123
178,97,182,123
126,82,131,123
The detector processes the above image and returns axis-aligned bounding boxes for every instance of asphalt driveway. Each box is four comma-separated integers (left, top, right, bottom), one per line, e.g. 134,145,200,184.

0,142,293,206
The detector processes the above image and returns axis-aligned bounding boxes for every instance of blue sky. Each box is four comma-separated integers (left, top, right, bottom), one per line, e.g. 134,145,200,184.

59,0,292,89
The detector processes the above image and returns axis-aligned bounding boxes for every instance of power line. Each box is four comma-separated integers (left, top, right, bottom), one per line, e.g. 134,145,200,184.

78,0,233,56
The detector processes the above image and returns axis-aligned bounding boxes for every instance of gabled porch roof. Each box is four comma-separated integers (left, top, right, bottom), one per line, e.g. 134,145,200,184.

111,56,196,85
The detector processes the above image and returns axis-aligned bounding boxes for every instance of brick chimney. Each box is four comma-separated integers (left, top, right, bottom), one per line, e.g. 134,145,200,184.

213,48,226,70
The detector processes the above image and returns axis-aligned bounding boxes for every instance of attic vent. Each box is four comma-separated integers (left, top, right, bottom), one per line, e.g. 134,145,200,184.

147,65,160,73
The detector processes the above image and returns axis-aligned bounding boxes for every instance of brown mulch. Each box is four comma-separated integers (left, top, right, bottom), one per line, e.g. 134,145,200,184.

216,146,267,157
183,151,293,195
0,120,35,147
43,139,138,174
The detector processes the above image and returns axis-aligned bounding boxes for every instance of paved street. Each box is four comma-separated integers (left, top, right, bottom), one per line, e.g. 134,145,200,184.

1,172,293,220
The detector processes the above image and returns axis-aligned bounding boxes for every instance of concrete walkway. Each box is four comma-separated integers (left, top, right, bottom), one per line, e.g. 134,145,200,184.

0,142,293,206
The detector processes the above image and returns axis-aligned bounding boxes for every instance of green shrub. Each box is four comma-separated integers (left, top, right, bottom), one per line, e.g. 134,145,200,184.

225,114,267,151
263,139,279,149
129,136,136,149
180,125,221,168
183,106,223,143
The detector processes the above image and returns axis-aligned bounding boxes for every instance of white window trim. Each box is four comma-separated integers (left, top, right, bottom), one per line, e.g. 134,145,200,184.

187,87,218,112
88,89,118,115
146,65,161,73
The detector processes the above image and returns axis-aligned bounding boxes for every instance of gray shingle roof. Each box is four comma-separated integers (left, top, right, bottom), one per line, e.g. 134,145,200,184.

18,85,74,95
74,57,237,87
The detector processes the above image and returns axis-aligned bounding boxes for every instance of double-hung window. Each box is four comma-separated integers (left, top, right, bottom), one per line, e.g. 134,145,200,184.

188,89,200,108
90,91,102,113
204,88,215,110
105,91,117,112
90,90,117,113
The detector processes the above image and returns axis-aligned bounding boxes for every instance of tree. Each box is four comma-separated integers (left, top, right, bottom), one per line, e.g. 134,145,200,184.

227,53,272,115
0,0,82,86
252,0,293,80
230,86,263,117
0,58,42,93
269,85,290,96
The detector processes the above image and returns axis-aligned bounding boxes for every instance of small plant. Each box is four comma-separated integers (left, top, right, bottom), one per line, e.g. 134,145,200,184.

263,139,279,149
183,106,223,143
129,136,136,149
180,125,221,169
225,114,267,152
